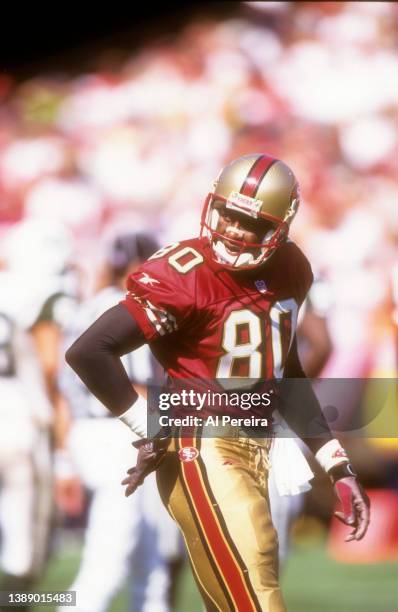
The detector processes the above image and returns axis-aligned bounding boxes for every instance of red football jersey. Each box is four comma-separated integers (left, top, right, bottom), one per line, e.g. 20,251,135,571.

121,237,312,392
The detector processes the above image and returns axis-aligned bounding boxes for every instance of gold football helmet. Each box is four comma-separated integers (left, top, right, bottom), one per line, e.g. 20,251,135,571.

201,153,300,269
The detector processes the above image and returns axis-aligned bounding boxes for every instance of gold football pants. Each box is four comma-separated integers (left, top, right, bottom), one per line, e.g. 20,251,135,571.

157,431,286,612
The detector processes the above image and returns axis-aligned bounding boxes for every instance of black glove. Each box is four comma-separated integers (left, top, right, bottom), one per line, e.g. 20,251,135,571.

122,436,169,497
330,463,370,542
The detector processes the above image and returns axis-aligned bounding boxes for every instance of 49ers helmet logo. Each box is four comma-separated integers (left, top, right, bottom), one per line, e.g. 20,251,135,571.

179,447,199,462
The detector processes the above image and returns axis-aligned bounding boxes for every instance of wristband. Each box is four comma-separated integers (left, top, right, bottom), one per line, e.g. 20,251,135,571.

118,396,148,438
328,462,357,484
315,439,349,473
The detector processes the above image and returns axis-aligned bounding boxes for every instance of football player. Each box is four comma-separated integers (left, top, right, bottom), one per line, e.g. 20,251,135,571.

66,154,370,611
0,220,76,612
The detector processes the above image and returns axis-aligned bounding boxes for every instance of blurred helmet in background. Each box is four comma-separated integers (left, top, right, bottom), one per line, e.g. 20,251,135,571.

106,231,159,274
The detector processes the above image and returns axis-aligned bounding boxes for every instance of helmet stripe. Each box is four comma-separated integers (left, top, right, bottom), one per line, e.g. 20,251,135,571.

240,155,276,198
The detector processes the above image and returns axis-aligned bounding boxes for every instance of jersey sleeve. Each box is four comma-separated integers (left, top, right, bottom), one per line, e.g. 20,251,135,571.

120,256,194,342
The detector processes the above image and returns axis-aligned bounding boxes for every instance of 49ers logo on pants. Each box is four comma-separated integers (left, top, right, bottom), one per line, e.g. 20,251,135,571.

179,447,199,462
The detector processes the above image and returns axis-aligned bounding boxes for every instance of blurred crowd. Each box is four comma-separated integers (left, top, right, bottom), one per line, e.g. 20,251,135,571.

0,2,397,298
0,1,397,609
1,2,397,365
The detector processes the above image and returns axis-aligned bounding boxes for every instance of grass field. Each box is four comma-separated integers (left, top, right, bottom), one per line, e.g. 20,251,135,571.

34,532,398,612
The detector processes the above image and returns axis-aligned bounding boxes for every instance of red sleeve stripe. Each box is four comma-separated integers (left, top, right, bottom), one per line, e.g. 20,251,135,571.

240,155,277,199
179,435,261,611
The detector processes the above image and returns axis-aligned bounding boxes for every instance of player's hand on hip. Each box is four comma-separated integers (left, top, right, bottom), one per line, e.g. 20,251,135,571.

334,476,370,542
122,437,169,497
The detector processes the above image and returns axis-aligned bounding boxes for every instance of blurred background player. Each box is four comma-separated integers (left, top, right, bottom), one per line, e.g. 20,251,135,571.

0,219,76,612
57,231,183,612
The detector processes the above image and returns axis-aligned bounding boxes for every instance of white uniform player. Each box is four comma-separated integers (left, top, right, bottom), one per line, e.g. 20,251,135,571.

0,272,63,601
58,234,182,612
0,220,76,611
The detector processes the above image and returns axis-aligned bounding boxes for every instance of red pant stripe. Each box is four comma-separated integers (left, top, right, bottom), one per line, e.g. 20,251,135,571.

180,436,258,611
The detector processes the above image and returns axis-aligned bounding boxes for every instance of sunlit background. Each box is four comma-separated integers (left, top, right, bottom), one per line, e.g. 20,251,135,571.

0,2,397,611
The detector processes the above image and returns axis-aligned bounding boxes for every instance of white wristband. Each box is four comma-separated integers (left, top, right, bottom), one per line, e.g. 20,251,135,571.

315,439,349,473
118,396,148,438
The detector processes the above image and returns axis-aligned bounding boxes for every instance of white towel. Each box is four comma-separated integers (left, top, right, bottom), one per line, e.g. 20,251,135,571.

269,436,314,496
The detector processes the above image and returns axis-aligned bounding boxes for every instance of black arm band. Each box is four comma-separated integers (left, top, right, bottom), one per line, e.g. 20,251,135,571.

65,304,146,416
